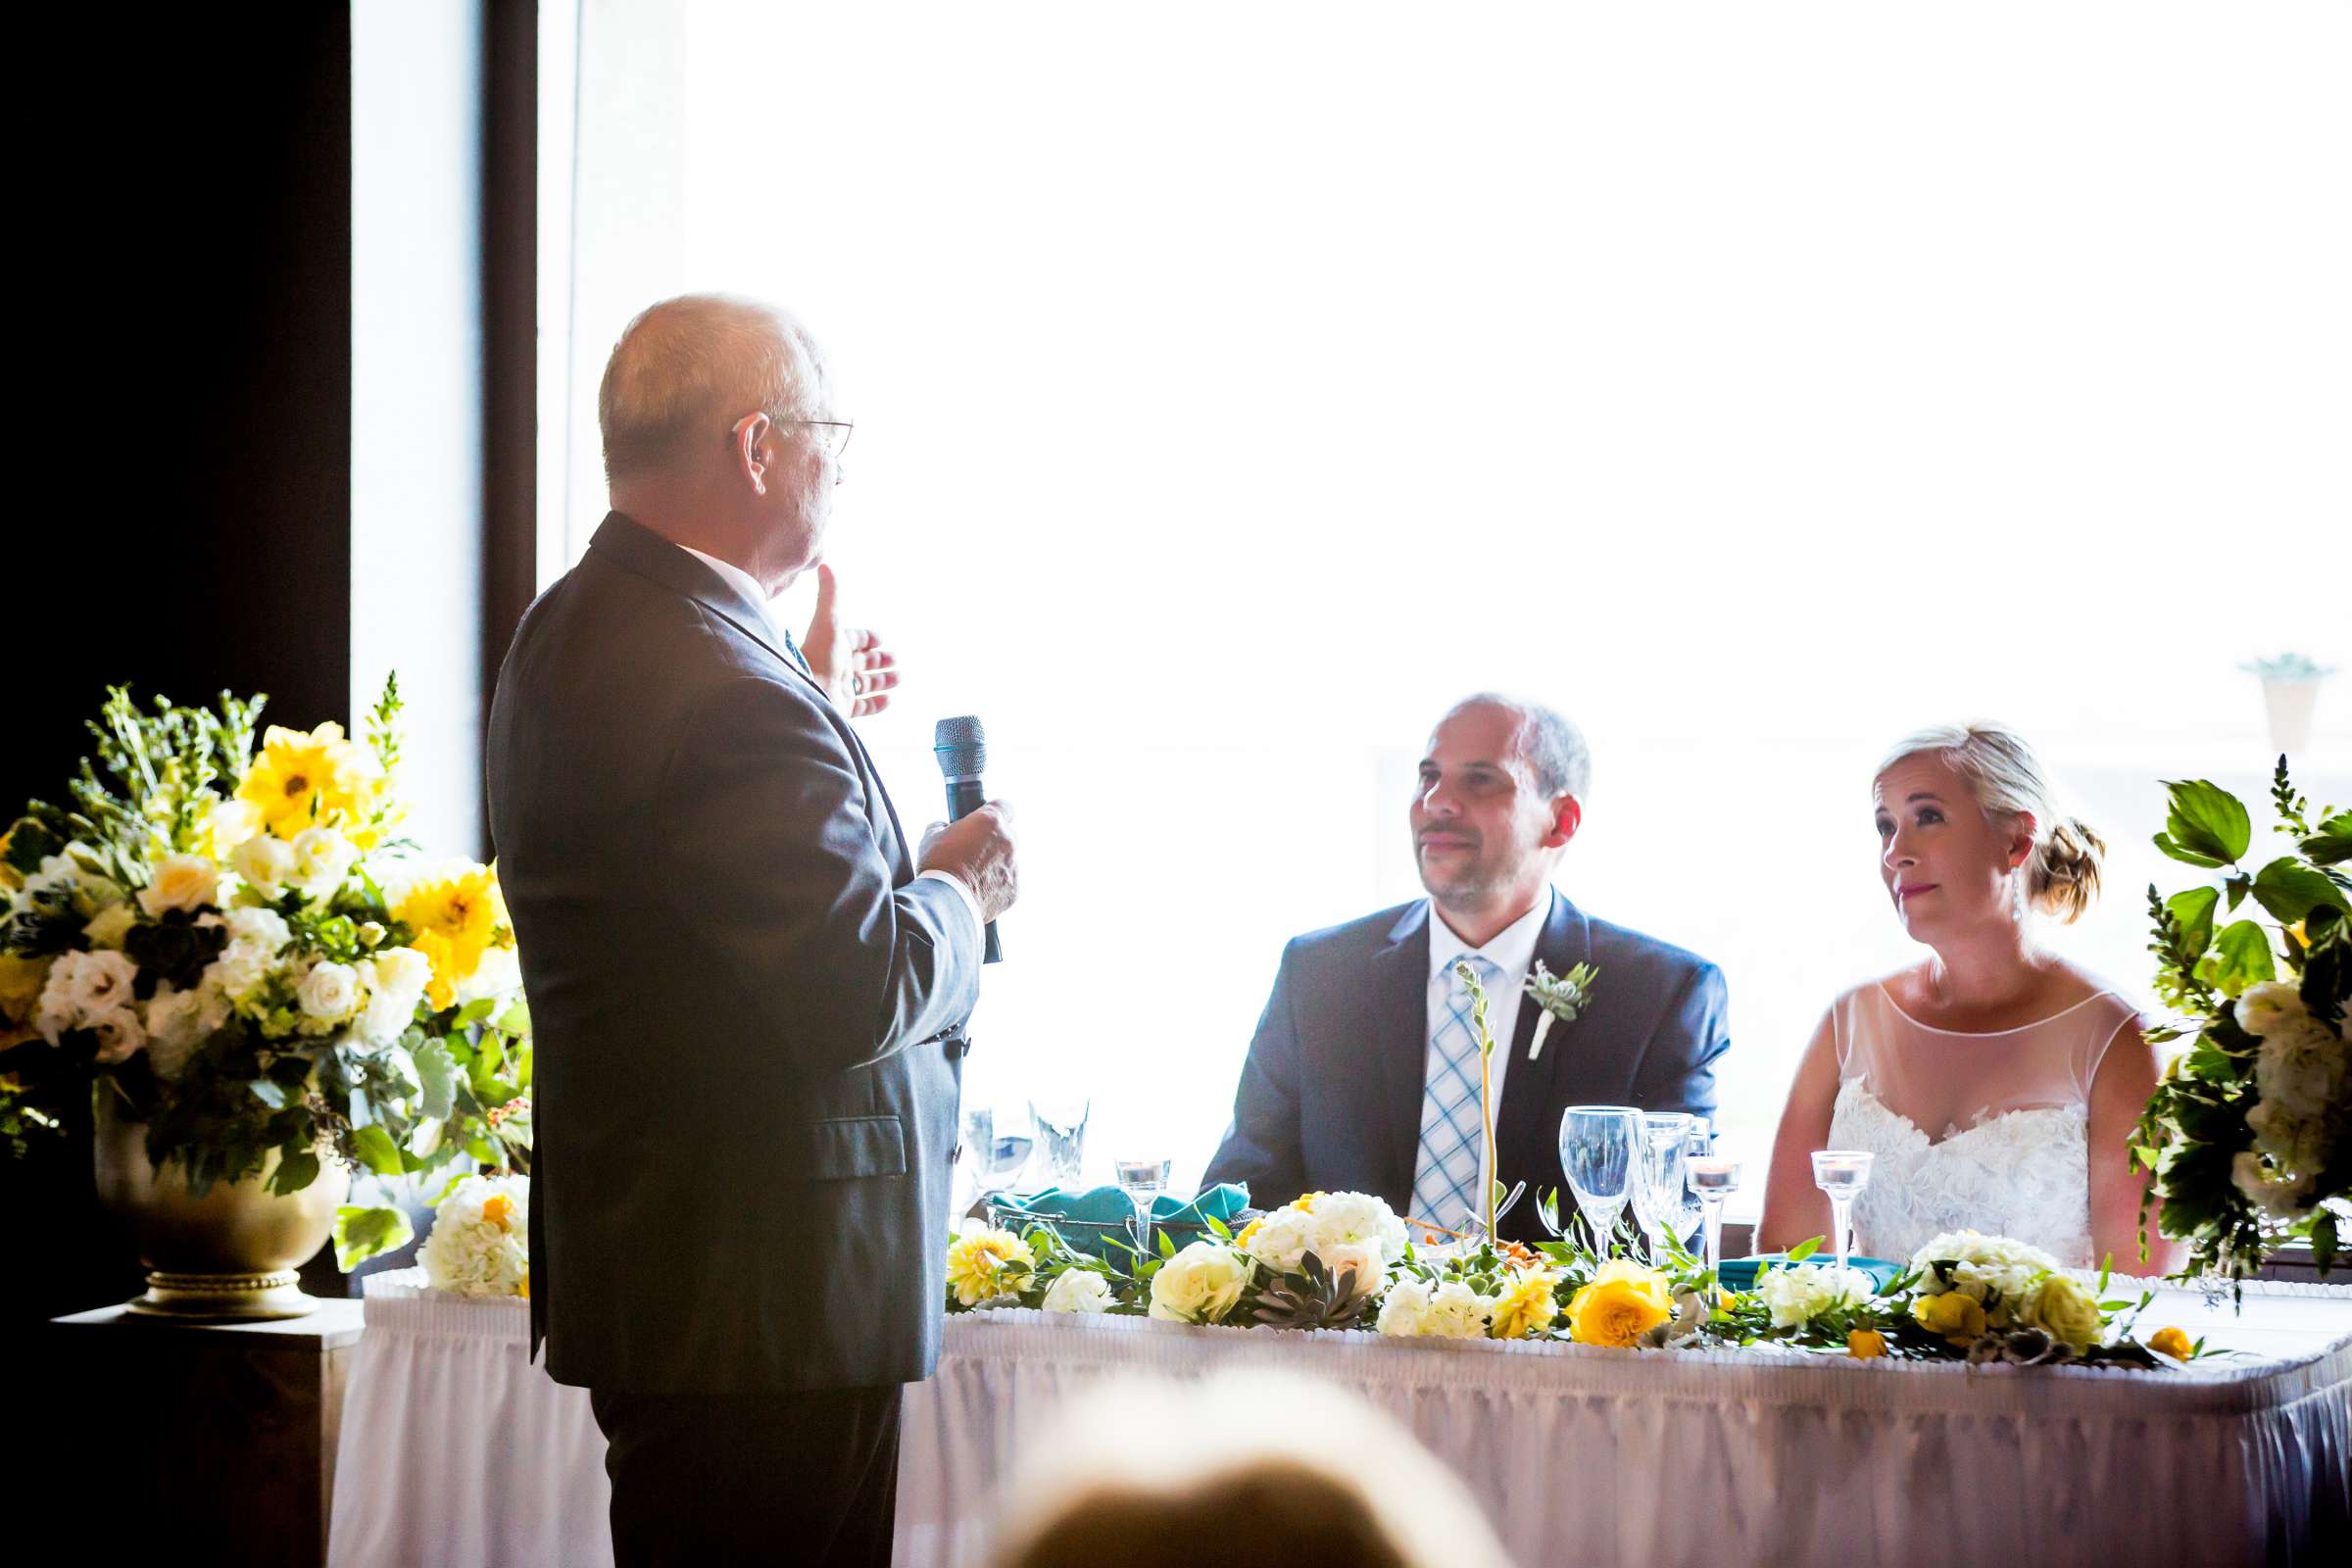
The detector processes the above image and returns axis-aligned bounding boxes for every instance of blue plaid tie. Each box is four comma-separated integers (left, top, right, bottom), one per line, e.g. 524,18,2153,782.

1410,954,1498,1231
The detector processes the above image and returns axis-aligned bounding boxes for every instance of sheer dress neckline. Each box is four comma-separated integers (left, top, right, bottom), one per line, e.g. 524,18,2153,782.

1872,980,2111,1038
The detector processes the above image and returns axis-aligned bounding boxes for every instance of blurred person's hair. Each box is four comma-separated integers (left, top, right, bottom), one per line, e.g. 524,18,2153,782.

989,1373,1510,1568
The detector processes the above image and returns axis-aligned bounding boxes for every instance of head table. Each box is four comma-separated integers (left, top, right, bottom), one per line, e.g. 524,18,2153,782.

328,1268,2351,1567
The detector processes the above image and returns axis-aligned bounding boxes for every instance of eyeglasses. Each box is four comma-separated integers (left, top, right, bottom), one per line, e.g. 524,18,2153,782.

727,414,854,461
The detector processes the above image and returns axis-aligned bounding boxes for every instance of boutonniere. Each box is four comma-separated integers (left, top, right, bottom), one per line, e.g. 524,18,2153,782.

1524,959,1599,1061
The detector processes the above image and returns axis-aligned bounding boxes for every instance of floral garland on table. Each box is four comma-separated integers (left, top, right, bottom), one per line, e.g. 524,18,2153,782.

0,678,533,1270
944,1190,2211,1368
420,1172,531,1298
2136,760,2350,1282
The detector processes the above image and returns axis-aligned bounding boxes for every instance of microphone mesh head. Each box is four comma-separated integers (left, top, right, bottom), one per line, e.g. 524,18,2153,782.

933,714,987,776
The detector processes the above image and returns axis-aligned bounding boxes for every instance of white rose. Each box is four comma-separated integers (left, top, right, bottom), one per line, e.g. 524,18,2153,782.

1318,1239,1387,1301
231,833,298,897
2234,981,2308,1039
1241,1207,1318,1274
137,853,221,918
2246,1100,2331,1175
1307,1191,1411,1265
1147,1241,1252,1324
224,906,293,952
81,905,138,950
288,827,357,903
83,1004,147,1064
34,963,80,1044
2254,1015,2347,1123
62,949,138,1013
297,960,362,1023
209,798,265,855
1042,1269,1116,1314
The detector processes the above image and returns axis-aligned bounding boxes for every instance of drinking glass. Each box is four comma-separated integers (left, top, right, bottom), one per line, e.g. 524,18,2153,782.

1810,1150,1876,1282
1114,1156,1172,1259
955,1105,994,1216
1685,1154,1741,1303
1028,1095,1091,1188
981,1111,1036,1195
1631,1112,1692,1263
1557,1106,1642,1258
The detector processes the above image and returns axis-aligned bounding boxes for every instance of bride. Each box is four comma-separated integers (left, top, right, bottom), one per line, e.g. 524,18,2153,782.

1758,722,2182,1273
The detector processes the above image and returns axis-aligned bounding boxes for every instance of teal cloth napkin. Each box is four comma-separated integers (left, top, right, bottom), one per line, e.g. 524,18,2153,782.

1716,1254,1904,1293
988,1183,1251,1258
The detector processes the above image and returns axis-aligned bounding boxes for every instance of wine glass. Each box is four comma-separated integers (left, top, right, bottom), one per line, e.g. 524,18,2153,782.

1114,1155,1171,1259
1028,1094,1090,1189
1631,1112,1691,1263
1810,1150,1876,1283
979,1100,1035,1197
1685,1154,1741,1303
955,1104,995,1217
1558,1106,1642,1258
1672,1118,1713,1251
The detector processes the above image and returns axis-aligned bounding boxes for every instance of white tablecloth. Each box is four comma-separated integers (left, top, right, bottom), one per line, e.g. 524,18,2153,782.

328,1270,2352,1567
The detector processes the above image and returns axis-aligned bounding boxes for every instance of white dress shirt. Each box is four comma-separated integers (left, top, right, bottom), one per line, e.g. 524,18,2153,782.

1426,887,1554,1197
676,543,986,948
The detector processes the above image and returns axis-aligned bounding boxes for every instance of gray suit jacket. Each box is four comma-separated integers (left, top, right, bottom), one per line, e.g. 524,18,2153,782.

486,513,982,1393
1202,893,1729,1246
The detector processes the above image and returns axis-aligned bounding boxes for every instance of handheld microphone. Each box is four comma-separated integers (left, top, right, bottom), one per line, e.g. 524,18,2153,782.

932,715,1003,963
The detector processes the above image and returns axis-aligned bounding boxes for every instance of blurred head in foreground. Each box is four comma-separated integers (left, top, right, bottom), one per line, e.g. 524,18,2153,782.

990,1373,1510,1568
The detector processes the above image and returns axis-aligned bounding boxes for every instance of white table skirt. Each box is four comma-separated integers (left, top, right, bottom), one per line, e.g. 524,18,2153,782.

327,1270,2352,1568
327,1272,612,1568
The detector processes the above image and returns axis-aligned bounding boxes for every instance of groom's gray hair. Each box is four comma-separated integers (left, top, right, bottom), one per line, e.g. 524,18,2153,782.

1445,694,1592,802
599,293,825,481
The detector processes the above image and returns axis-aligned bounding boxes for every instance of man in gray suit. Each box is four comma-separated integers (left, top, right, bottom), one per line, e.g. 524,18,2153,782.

1204,696,1728,1246
487,295,1017,1566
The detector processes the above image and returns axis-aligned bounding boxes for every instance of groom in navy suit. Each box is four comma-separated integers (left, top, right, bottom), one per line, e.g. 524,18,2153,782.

1203,695,1730,1246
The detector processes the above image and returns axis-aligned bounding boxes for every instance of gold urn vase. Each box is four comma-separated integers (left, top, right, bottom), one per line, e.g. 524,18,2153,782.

91,1091,349,1321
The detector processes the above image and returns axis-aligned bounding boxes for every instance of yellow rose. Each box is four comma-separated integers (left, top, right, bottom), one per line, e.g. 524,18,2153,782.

945,1228,1035,1307
1909,1290,1987,1345
2033,1275,2105,1352
1148,1240,1251,1324
1489,1268,1563,1340
480,1193,515,1231
0,955,49,1027
1846,1329,1888,1359
2147,1325,2193,1360
1566,1258,1673,1348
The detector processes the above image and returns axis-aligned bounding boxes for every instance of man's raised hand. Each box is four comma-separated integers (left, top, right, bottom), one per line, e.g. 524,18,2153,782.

803,564,900,717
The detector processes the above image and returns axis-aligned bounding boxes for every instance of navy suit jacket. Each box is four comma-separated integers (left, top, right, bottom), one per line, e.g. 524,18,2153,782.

487,513,982,1394
1202,893,1730,1246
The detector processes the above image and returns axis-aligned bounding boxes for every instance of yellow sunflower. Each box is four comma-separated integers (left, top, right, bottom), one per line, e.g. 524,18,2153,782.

238,722,377,841
394,864,505,1008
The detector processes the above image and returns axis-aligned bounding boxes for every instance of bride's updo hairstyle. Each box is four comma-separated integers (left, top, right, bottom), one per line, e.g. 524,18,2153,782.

1877,722,2106,923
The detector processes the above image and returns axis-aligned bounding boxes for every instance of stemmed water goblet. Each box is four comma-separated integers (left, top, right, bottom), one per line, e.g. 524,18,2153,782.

1114,1156,1172,1260
1810,1150,1876,1284
1558,1105,1642,1258
1631,1112,1692,1263
1684,1152,1741,1303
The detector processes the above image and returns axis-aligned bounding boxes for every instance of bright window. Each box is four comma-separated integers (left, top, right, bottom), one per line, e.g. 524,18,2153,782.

551,4,2352,1200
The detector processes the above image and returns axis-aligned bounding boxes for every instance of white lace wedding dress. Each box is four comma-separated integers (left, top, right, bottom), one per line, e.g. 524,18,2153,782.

1822,980,2141,1269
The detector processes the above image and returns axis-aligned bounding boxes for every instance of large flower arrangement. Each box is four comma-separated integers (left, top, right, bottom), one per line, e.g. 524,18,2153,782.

0,680,532,1268
944,1192,2200,1368
2137,761,2350,1280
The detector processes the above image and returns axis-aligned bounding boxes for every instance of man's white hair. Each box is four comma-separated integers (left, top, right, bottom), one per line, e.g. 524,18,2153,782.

597,293,823,481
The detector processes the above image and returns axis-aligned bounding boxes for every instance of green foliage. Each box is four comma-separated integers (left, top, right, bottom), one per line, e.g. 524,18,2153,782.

333,1203,415,1270
2154,778,2252,868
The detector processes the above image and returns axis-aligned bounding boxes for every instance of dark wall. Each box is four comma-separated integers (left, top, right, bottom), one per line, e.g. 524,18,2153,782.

6,11,357,1323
